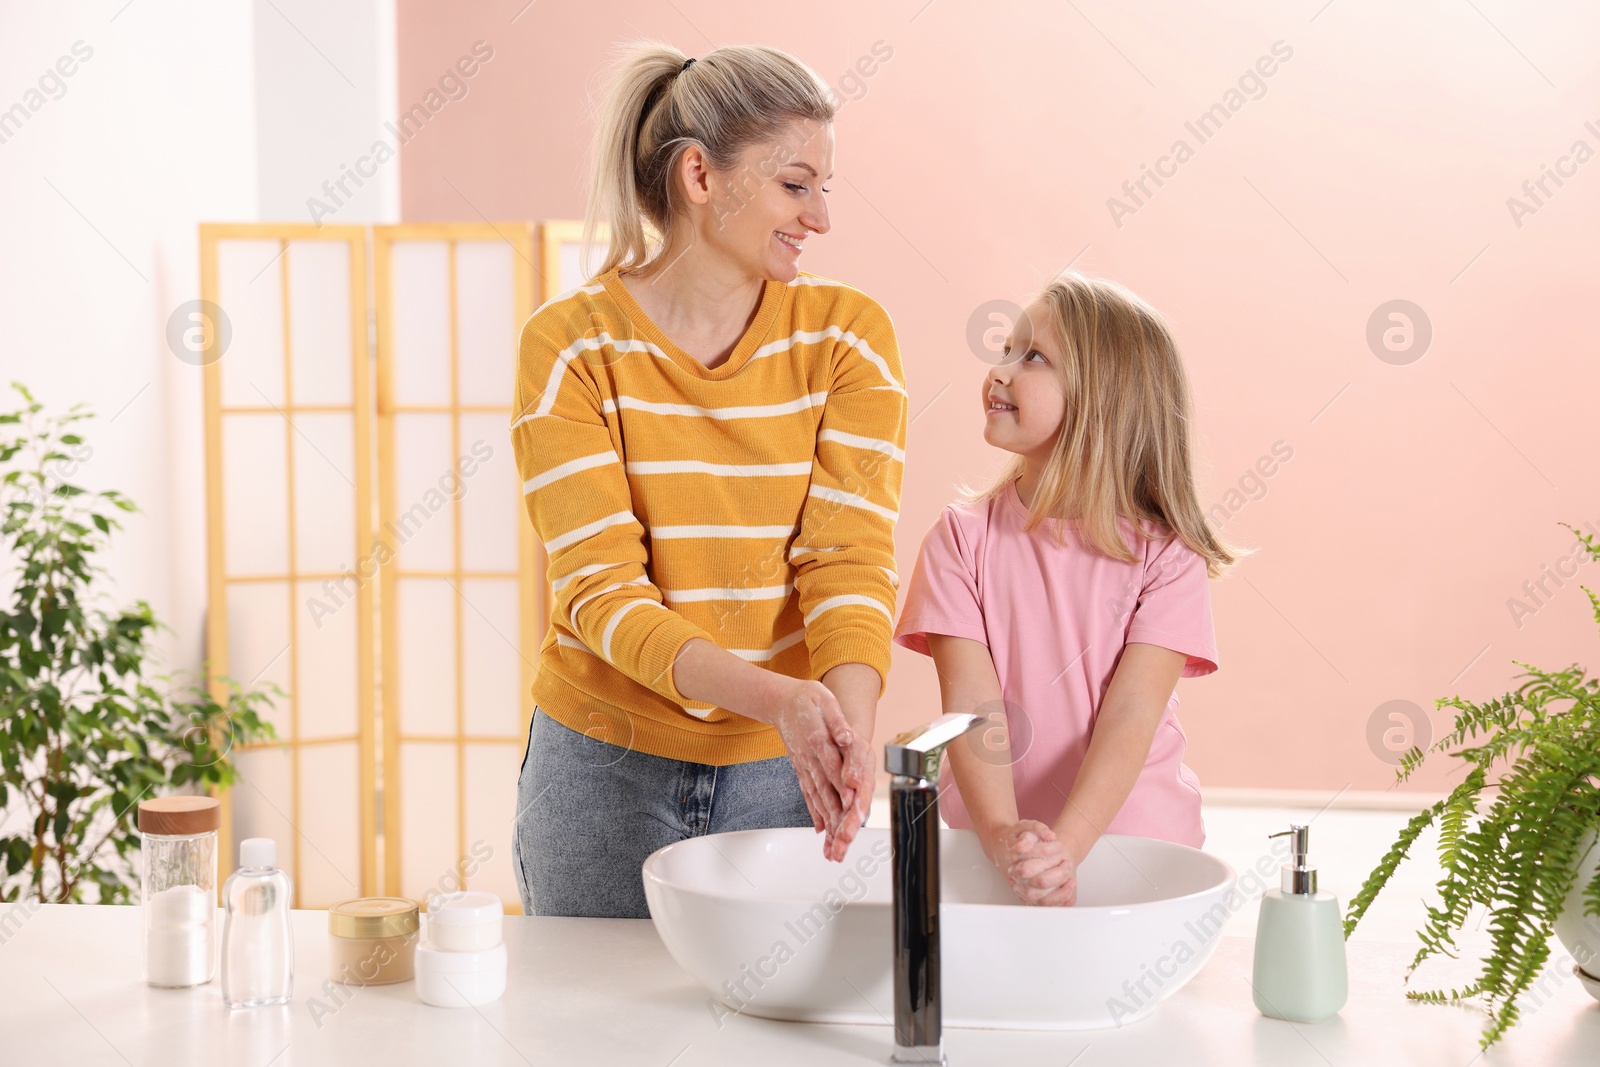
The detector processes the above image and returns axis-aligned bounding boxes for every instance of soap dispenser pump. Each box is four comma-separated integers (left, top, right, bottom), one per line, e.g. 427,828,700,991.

1251,824,1347,1023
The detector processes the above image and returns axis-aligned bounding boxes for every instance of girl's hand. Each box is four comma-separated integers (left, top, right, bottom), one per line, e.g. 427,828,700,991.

998,820,1079,906
766,677,864,862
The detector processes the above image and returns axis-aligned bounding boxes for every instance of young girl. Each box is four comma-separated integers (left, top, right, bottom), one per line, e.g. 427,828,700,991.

892,272,1241,908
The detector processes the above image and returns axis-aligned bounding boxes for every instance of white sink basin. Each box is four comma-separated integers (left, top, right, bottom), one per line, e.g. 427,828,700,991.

643,825,1237,1030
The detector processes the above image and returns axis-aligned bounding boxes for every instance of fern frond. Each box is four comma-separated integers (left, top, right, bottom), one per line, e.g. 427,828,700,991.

1344,797,1446,938
1406,980,1484,1003
1350,551,1600,1050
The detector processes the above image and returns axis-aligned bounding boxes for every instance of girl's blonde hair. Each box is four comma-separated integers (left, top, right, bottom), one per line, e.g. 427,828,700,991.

582,41,837,279
959,272,1247,579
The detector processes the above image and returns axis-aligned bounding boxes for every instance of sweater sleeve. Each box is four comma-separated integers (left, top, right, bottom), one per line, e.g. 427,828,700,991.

510,316,718,707
789,298,908,698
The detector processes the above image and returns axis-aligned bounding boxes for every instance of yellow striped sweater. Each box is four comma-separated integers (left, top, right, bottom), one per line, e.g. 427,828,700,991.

510,266,908,765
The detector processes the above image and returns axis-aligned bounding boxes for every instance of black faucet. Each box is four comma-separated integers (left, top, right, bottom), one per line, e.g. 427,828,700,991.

884,713,983,1065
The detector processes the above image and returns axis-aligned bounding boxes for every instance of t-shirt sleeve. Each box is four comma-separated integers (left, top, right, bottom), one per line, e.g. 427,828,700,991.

892,507,987,656
1125,532,1219,677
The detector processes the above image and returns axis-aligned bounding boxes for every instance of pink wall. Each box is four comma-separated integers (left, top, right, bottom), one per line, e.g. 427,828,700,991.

397,0,1600,793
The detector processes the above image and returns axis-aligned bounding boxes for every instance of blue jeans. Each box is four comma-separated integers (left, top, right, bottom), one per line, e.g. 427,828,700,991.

511,706,815,918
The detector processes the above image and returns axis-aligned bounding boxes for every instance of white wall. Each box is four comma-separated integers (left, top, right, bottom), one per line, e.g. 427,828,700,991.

253,0,399,225
0,0,396,675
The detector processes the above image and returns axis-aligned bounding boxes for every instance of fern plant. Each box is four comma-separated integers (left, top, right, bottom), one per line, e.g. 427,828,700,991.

1344,522,1600,1049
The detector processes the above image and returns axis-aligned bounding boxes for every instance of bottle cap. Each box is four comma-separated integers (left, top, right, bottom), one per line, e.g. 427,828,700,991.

240,838,276,868
1268,824,1317,894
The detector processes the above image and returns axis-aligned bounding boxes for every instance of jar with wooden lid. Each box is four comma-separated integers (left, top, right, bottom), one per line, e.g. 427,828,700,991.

138,796,220,988
327,897,420,985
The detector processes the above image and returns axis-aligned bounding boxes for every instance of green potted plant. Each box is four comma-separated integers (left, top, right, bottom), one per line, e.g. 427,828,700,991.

1344,522,1600,1048
0,383,279,904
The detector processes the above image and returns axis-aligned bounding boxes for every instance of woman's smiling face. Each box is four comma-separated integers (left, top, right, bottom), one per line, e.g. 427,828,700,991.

982,299,1068,460
704,118,834,282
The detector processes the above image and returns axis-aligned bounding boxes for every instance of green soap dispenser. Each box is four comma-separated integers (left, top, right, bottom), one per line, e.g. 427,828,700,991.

1251,824,1348,1023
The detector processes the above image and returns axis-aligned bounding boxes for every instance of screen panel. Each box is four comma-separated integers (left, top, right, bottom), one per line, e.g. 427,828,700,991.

375,223,539,909
201,223,376,908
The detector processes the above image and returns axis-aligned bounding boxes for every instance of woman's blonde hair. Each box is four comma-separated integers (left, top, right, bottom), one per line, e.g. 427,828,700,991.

959,272,1247,579
582,41,837,279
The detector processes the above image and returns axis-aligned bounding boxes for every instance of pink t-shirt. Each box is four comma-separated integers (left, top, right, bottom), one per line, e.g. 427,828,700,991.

892,480,1219,847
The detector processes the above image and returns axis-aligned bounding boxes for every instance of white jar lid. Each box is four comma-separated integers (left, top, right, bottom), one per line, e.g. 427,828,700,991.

427,890,503,927
415,940,507,974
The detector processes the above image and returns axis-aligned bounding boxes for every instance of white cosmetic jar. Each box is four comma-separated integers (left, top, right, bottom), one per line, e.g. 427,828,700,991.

424,890,503,952
415,942,507,1008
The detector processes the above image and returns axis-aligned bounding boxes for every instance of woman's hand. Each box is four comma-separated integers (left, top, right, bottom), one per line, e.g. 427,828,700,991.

996,820,1078,906
766,676,866,862
668,639,873,862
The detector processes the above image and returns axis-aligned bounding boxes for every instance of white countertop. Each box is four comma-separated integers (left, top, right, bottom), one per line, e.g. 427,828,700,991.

2,903,1598,1066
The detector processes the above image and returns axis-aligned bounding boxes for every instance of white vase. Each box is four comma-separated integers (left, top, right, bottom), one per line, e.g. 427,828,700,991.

1554,826,1600,1000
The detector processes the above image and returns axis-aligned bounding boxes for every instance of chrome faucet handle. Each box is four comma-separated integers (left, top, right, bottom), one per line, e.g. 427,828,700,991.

884,713,983,782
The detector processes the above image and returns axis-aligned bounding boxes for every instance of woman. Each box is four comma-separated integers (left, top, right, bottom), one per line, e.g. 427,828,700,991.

509,42,908,919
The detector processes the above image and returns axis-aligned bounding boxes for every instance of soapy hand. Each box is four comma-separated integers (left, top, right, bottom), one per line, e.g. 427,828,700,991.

998,820,1078,907
828,719,873,861
769,678,870,863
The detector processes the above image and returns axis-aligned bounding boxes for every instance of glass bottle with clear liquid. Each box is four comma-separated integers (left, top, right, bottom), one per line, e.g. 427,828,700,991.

221,838,294,1008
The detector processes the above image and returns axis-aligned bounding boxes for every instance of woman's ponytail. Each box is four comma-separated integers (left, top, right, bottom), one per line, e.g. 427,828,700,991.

582,41,836,280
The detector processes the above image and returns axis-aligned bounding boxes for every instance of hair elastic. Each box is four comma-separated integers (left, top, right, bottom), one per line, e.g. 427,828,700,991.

681,57,696,72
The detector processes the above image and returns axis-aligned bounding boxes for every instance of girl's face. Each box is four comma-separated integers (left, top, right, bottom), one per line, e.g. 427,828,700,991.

982,300,1067,461
703,118,834,282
